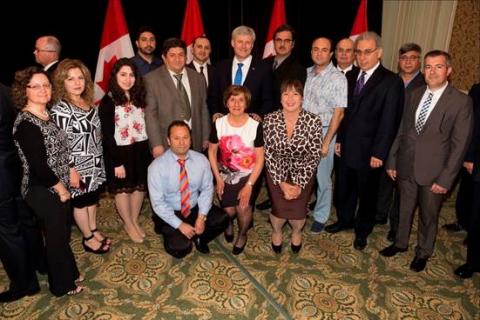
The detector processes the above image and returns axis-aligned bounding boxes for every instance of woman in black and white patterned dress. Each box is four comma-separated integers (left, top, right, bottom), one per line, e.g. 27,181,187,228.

51,59,109,254
263,79,323,254
12,66,83,296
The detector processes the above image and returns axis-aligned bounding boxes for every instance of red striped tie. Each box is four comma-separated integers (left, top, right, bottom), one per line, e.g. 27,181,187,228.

178,159,190,217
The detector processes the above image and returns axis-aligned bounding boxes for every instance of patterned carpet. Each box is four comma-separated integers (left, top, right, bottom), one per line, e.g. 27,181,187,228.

0,190,479,319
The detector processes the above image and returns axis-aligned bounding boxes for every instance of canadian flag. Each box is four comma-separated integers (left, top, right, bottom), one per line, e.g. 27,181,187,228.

180,0,205,64
350,0,368,41
263,0,286,58
94,0,134,104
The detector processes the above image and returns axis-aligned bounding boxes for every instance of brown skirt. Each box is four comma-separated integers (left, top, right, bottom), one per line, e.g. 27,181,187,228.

266,173,315,220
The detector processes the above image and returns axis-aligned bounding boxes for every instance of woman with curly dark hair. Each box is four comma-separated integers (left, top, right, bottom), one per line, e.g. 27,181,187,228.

98,58,151,243
12,66,83,296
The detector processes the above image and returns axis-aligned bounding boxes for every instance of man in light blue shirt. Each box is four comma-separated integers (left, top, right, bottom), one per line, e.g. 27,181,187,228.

148,121,228,258
303,37,347,234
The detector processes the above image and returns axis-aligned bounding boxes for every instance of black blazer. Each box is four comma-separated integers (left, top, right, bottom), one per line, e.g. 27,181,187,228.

338,64,405,169
0,83,21,200
207,57,274,116
187,62,215,89
466,83,480,181
264,54,306,108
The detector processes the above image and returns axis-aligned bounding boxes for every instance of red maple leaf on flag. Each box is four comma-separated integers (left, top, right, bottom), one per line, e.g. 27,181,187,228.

96,56,118,94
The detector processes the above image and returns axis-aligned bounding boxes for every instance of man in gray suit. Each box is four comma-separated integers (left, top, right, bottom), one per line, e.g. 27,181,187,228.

144,38,210,159
380,50,473,272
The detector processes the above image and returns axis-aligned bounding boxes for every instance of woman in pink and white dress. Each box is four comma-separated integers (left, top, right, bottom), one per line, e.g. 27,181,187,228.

99,58,151,243
208,85,264,255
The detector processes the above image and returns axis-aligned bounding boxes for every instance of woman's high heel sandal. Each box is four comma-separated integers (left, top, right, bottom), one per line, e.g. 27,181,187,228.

291,242,302,254
271,242,282,254
82,234,110,254
91,228,112,245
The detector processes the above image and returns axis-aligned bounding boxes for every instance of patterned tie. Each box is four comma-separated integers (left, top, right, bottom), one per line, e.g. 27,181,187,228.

173,74,192,120
178,159,190,217
233,63,244,85
353,71,366,96
415,92,434,134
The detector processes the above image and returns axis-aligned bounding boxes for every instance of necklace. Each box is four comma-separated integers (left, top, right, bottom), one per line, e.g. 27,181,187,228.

24,106,49,119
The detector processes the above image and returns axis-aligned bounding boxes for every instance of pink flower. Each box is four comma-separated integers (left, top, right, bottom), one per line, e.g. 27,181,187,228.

231,147,256,171
120,127,129,139
123,104,132,114
132,121,142,133
218,135,255,172
114,113,120,125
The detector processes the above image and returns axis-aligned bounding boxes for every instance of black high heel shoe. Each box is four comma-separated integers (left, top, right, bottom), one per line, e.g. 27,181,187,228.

232,244,246,255
83,234,109,254
291,242,302,254
91,228,112,245
224,232,234,243
271,242,282,254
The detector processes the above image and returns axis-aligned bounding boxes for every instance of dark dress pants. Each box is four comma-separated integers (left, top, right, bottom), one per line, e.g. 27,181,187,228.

0,196,39,294
396,178,444,258
376,170,400,234
466,182,480,266
455,168,474,229
336,160,382,238
25,186,80,296
158,205,228,258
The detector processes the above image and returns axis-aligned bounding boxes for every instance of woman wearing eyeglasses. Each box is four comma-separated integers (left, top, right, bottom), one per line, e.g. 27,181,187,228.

12,66,83,296
51,59,109,254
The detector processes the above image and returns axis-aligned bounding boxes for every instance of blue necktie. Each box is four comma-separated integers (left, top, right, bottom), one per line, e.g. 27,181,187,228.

353,71,366,96
415,92,434,134
234,63,244,85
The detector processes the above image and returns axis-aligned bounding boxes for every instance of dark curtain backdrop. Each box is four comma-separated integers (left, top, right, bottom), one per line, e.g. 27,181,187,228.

0,0,382,85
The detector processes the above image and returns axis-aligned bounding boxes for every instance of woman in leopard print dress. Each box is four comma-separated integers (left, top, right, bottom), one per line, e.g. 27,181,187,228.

263,79,323,254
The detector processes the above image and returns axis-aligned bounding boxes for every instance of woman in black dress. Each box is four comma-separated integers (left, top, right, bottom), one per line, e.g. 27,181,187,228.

99,58,151,243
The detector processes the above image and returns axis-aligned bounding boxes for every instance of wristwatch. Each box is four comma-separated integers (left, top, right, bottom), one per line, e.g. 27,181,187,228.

198,214,207,222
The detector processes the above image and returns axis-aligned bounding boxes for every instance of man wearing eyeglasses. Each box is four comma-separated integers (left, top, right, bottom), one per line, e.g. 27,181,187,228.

380,50,473,273
328,32,404,252
376,43,426,242
256,25,306,211
33,35,61,77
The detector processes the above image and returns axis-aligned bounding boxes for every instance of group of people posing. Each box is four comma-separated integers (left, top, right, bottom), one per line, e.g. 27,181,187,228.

0,23,479,303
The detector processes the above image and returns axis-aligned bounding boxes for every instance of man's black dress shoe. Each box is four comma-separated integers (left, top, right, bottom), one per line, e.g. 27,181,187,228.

194,237,210,254
387,230,395,242
442,222,463,232
353,237,367,251
379,244,407,257
325,222,351,234
454,264,480,279
410,256,428,272
256,199,272,211
271,242,282,254
0,286,40,303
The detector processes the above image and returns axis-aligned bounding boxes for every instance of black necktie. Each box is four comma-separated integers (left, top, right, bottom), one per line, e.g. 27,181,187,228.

199,66,207,84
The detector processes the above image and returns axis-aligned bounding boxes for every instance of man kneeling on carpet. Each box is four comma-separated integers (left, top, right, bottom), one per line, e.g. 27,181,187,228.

148,121,228,258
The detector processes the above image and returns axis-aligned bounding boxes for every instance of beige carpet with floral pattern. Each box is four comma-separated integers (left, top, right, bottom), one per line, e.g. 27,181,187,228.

0,189,479,319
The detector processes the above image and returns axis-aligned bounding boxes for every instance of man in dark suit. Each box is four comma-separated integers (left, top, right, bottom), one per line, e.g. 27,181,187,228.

327,32,404,251
187,35,214,89
256,24,306,211
334,38,358,75
263,24,306,108
208,25,274,121
144,38,210,159
33,35,60,77
444,83,480,234
377,43,426,241
0,83,42,302
380,50,473,272
455,82,480,278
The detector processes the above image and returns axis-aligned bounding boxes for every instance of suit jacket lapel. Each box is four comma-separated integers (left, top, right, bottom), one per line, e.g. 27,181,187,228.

357,65,385,100
243,59,257,88
421,85,453,133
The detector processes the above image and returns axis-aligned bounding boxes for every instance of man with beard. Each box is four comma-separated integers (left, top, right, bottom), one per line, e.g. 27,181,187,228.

131,26,162,76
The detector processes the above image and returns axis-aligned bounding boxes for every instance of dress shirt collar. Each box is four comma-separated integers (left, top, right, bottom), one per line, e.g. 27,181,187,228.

358,61,380,82
44,60,58,71
337,64,353,73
